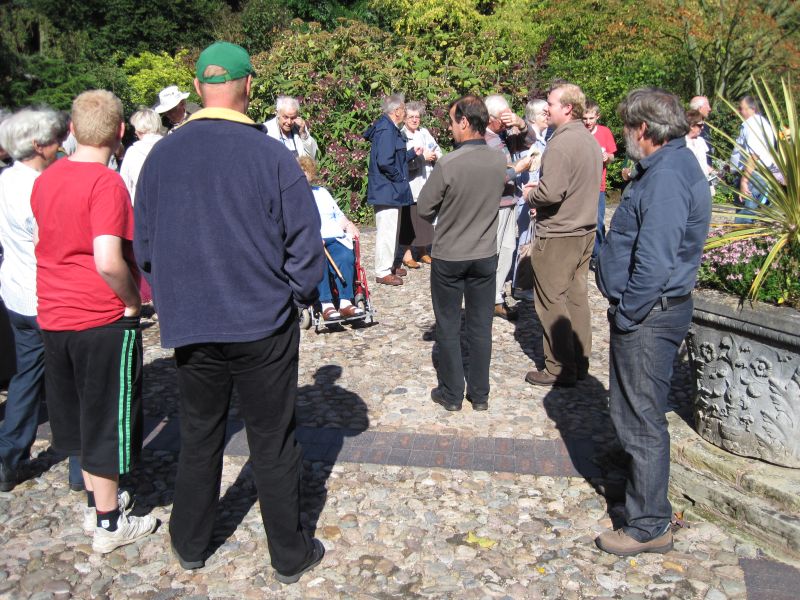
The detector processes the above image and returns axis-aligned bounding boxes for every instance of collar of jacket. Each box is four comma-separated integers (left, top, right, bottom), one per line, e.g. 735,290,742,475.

637,136,687,175
184,107,256,126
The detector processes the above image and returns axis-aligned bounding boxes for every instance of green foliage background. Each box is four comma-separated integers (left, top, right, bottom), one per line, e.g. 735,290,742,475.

1,0,798,219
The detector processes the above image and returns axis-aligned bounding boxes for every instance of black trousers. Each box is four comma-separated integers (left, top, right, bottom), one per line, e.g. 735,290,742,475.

169,319,313,573
430,255,497,406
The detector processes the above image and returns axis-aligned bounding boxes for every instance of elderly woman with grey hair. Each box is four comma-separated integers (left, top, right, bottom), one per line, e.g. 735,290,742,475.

120,108,164,206
0,106,72,491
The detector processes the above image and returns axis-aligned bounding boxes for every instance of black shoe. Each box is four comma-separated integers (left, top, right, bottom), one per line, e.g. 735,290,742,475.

0,459,18,492
171,542,205,570
274,538,325,584
431,387,461,411
466,395,488,411
589,257,597,272
69,481,86,492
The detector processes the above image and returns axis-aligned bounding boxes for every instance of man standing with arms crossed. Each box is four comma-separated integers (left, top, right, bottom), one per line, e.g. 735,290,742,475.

417,95,507,412
135,42,325,582
524,83,601,387
595,88,711,556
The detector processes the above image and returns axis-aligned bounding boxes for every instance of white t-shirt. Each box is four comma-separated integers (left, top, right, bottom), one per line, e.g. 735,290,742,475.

313,185,352,249
732,114,776,170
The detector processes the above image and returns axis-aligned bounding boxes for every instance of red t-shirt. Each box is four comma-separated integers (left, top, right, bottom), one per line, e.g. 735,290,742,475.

592,125,617,192
31,159,135,331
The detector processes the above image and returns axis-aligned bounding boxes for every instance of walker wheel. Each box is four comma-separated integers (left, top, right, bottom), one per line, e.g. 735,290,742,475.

299,307,312,330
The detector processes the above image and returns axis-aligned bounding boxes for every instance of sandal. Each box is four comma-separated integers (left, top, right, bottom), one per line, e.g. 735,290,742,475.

322,307,341,321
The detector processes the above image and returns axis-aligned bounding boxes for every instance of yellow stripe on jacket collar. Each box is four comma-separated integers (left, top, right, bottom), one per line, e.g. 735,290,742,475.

184,107,255,126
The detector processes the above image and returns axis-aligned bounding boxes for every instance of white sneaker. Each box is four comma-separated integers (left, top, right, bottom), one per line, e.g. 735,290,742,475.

82,490,134,534
92,511,157,554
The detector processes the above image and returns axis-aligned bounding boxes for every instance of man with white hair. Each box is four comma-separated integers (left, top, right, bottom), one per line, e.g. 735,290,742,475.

363,93,421,286
264,96,318,159
483,94,532,320
689,95,712,164
153,85,192,132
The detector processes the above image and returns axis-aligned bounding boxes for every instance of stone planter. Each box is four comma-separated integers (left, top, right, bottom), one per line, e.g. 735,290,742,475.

686,290,800,468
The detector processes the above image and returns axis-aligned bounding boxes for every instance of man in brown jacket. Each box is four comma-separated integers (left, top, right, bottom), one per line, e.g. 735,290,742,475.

524,83,601,387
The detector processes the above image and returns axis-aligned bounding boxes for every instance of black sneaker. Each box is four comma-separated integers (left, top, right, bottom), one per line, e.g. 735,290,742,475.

274,538,325,584
0,459,18,492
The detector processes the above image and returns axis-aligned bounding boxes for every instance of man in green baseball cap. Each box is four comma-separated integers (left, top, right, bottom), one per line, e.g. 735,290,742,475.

134,41,325,584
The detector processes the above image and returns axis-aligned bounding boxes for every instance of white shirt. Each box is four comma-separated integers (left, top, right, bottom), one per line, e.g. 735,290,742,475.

313,186,352,249
685,135,711,176
0,161,40,316
120,133,163,205
731,114,776,170
402,126,442,201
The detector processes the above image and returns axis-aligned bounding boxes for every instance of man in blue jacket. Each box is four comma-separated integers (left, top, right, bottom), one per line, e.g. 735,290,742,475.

595,88,711,557
363,93,421,286
134,42,325,584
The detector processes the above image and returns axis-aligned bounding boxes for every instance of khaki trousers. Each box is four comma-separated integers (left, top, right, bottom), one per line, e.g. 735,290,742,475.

530,232,594,379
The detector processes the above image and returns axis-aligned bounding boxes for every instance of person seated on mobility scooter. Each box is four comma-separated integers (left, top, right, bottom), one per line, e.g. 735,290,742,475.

299,156,363,321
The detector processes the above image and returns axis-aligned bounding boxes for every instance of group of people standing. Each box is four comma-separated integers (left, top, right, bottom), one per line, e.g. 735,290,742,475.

0,36,736,583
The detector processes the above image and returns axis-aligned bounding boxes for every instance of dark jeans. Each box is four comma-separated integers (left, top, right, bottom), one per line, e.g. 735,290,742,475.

734,172,768,224
0,310,44,469
169,319,314,573
593,191,606,258
608,296,693,542
430,255,497,405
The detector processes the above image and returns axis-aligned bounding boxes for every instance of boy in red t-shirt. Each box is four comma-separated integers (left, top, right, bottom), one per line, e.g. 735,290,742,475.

31,90,156,554
583,99,617,264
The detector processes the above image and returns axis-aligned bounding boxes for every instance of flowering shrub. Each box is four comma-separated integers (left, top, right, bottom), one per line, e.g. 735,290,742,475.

697,231,800,306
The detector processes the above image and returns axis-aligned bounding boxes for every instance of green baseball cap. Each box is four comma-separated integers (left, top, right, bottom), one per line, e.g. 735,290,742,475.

196,42,255,83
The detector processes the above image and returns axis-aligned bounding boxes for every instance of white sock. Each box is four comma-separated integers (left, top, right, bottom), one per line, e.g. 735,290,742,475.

322,302,334,311
339,299,352,308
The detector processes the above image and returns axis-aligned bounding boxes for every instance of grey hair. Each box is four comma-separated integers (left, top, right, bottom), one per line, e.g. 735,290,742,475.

276,95,300,113
406,101,425,116
484,94,510,118
618,88,689,145
382,93,405,114
525,99,548,122
0,106,64,161
689,95,709,111
130,108,163,135
740,95,760,113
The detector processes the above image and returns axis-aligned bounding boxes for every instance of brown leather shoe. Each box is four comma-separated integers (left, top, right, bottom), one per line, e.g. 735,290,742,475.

525,369,575,387
376,274,403,286
419,255,432,264
391,266,407,277
402,258,421,269
494,303,519,321
322,307,341,321
595,528,673,557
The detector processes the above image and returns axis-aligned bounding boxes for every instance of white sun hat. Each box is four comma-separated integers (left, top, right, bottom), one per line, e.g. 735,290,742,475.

153,85,190,113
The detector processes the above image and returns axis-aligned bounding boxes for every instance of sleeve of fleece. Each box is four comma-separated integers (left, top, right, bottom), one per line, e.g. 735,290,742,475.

615,170,688,331
530,147,569,207
133,162,151,275
375,129,404,182
416,161,445,222
280,168,326,306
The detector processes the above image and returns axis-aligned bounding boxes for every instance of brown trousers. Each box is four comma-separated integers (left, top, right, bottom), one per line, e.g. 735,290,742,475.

530,232,595,379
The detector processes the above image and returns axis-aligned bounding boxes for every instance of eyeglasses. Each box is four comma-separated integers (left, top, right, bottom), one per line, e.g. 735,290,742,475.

692,122,705,127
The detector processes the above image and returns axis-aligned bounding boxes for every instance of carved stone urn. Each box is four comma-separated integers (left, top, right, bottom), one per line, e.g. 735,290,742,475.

686,290,800,468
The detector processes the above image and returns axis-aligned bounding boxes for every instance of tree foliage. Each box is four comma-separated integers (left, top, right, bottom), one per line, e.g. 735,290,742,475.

122,51,197,109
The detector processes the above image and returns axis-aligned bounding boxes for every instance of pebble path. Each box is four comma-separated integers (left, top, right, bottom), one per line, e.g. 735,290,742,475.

1,226,799,599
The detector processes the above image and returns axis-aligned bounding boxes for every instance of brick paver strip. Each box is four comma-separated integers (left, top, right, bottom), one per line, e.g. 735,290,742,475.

740,558,800,600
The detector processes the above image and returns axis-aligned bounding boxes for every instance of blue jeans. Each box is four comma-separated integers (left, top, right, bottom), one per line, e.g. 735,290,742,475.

0,310,45,469
318,238,355,303
607,297,693,542
734,172,768,224
593,191,606,258
430,255,497,405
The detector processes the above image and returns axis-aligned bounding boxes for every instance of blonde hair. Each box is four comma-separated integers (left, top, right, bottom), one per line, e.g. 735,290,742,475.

553,83,586,119
298,156,318,184
71,90,123,147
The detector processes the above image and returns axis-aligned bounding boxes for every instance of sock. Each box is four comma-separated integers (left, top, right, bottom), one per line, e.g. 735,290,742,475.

339,299,352,308
96,507,120,532
86,491,95,508
322,302,334,311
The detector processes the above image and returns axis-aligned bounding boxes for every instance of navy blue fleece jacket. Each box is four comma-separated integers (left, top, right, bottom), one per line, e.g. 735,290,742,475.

134,108,324,348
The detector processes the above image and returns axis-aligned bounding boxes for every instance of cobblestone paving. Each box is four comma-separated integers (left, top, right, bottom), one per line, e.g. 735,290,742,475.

1,227,798,599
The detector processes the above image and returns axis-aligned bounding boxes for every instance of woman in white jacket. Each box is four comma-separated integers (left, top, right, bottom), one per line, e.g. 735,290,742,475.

120,109,163,205
400,102,442,268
